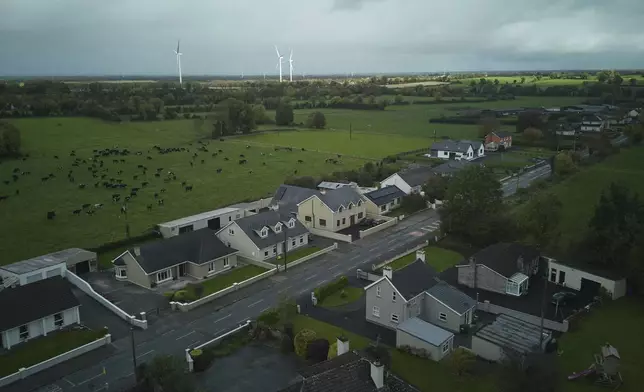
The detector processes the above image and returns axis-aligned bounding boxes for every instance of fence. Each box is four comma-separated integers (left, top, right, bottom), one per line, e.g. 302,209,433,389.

0,334,112,388
478,301,569,332
185,321,252,372
359,216,398,238
356,269,382,282
307,227,353,243
65,270,148,329
171,268,277,312
238,256,276,270
372,240,429,271
277,243,337,271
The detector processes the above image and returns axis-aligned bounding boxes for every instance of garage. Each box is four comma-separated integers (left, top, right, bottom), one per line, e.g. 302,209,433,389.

546,258,626,299
580,278,601,297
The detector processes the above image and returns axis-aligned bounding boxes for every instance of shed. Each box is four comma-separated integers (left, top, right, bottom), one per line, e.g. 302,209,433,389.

158,207,242,238
0,248,96,285
546,258,626,299
396,317,454,361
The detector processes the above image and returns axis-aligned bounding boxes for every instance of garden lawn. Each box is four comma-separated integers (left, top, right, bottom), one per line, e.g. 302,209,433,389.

388,246,463,272
276,246,321,265
319,286,364,308
558,297,644,392
0,329,107,377
198,265,269,296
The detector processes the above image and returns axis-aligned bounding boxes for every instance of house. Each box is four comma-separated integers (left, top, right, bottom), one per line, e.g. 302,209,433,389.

269,184,319,215
363,186,406,215
456,243,541,296
484,132,513,151
297,186,367,232
471,314,551,362
112,229,238,288
430,160,474,178
0,277,80,350
317,181,357,191
396,317,454,362
279,338,419,392
217,210,309,263
0,249,97,287
545,258,626,299
380,166,434,194
157,207,243,238
429,140,485,161
423,281,476,333
580,115,607,133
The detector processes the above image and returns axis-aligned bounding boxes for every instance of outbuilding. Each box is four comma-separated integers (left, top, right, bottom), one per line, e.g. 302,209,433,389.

158,207,243,238
546,258,626,299
0,248,97,285
396,317,454,361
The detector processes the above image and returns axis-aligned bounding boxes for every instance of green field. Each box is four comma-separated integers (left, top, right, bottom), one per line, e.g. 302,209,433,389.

0,118,368,265
460,75,644,87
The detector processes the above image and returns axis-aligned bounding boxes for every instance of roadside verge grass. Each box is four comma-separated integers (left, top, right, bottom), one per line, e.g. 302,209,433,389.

181,265,269,300
319,287,364,308
274,246,321,265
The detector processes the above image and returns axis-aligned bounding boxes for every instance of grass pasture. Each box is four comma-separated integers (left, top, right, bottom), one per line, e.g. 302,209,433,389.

0,118,367,265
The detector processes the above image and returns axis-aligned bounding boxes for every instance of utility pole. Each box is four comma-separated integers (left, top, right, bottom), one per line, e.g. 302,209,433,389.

283,226,288,271
130,327,138,380
349,123,352,140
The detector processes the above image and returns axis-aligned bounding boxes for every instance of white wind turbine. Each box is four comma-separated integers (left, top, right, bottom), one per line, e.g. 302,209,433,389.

275,45,284,83
289,49,294,82
174,40,183,87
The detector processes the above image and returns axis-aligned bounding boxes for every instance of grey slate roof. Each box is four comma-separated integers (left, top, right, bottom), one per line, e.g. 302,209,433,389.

270,184,318,211
318,186,365,211
466,243,540,278
475,314,545,354
397,317,453,346
0,276,80,331
113,257,126,266
425,281,476,315
279,351,419,392
431,140,480,153
397,166,434,188
133,228,237,274
492,131,513,138
234,210,308,249
391,259,438,300
364,186,406,206
431,160,473,176
1,248,96,275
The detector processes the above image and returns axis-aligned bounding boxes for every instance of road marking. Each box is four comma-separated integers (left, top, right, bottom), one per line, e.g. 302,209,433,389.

334,272,342,278
349,255,360,261
77,373,104,386
299,289,308,295
387,238,398,245
63,378,76,387
260,306,271,313
161,329,175,336
279,285,292,293
213,313,232,324
328,264,340,270
304,274,318,281
315,280,327,286
248,299,264,308
137,350,155,359
237,319,248,325
188,319,200,326
175,330,196,340
213,328,226,336
124,372,134,378
188,340,201,348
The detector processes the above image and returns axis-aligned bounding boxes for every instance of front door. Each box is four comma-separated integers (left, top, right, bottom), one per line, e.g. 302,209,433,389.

558,270,566,285
350,214,356,225
179,264,186,277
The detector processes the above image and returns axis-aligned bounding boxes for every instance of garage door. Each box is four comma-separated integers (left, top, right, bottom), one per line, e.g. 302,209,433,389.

46,268,61,278
74,260,90,275
580,278,601,297
26,273,42,284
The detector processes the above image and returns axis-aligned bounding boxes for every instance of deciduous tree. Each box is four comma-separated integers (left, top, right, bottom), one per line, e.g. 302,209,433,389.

478,115,500,138
136,355,195,392
520,191,562,249
275,102,294,126
516,110,544,133
306,111,326,129
553,152,576,176
422,175,449,203
522,127,543,143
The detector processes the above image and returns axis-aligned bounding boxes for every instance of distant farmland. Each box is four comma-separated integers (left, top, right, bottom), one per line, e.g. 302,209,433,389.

385,81,448,88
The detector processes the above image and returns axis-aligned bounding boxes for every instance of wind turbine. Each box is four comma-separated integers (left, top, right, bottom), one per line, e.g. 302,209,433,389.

174,40,183,87
275,45,284,83
289,49,294,82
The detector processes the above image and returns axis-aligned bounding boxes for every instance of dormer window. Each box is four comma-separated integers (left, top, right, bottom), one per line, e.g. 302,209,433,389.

339,206,344,213
260,227,268,238
357,200,362,206
288,218,296,228
348,203,354,210
274,223,282,233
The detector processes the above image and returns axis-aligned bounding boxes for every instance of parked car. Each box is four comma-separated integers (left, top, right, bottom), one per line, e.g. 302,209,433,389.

551,291,576,306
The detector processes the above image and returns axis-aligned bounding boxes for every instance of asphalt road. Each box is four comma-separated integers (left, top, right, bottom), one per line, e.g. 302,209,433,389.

20,164,551,392
501,163,551,197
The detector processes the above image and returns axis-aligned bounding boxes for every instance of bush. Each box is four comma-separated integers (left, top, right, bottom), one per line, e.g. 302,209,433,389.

447,348,476,376
340,290,347,299
163,291,175,301
172,290,189,302
294,329,317,357
314,276,348,303
257,308,280,327
306,339,330,363
305,111,326,129
328,342,338,359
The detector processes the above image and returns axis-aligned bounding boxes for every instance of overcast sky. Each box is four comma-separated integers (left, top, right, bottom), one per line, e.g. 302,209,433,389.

1,0,643,76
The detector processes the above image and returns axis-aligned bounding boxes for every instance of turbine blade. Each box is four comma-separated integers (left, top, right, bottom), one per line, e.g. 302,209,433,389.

177,40,180,53
290,49,293,60
274,45,280,57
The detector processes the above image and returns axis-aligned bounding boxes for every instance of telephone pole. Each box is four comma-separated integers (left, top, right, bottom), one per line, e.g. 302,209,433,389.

130,327,138,380
283,227,288,271
349,123,352,140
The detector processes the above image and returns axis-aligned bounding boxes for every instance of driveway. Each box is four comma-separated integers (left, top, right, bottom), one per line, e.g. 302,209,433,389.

72,287,131,340
83,271,167,316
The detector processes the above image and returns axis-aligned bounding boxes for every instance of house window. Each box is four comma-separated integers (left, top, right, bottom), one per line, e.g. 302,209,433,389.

229,216,232,221
305,216,312,222
288,219,295,228
299,236,304,244
319,219,327,227
292,239,296,247
392,291,397,302
337,220,340,226
439,312,447,322
275,223,282,233
118,268,127,278
273,246,277,254
391,313,399,323
358,212,364,219
179,225,193,234
442,341,450,353
372,306,380,317
348,203,353,210
339,206,344,212
342,217,346,225
380,205,387,212
223,257,229,268
376,286,381,297
264,251,269,257
19,325,29,340
549,268,557,282
228,228,235,235
357,200,362,206
260,228,268,237
208,262,214,272
157,270,171,282
54,313,64,328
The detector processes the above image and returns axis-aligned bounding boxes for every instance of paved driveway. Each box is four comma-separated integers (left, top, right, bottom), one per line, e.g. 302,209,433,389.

83,271,166,316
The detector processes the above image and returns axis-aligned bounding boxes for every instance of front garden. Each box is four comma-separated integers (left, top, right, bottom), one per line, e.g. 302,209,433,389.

387,245,463,272
273,246,321,266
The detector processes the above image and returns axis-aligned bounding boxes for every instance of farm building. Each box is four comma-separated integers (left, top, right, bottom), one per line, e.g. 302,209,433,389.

545,258,626,300
158,207,243,238
0,248,97,287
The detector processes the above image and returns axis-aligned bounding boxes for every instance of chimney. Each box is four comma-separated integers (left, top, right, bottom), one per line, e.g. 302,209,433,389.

468,256,475,265
370,361,385,390
336,336,349,356
416,249,426,262
382,266,392,280
134,247,141,257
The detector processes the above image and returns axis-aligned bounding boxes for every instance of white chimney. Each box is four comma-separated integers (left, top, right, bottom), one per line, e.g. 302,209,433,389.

370,361,385,389
336,336,350,356
382,266,392,280
134,247,141,256
416,249,426,262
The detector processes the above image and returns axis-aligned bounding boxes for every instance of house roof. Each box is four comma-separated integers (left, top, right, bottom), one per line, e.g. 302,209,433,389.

233,210,308,249
431,140,482,153
316,186,365,212
318,181,354,190
425,281,476,315
279,351,419,392
158,207,240,228
0,276,80,332
132,228,237,274
475,314,545,354
397,317,454,347
1,248,96,275
112,256,126,266
364,186,406,207
431,160,473,176
492,131,513,138
396,166,434,188
269,184,319,211
391,259,438,300
464,243,540,278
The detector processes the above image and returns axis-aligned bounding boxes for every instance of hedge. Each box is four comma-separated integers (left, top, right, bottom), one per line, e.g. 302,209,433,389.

314,276,349,303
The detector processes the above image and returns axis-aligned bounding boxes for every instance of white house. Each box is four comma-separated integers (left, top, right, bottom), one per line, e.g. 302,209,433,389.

0,277,80,350
580,115,607,133
429,140,485,161
546,258,626,300
158,207,243,238
380,166,435,195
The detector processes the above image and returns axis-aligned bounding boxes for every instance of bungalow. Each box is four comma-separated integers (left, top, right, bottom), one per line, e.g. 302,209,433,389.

380,166,434,194
112,229,239,288
430,140,484,161
456,243,540,296
430,160,474,178
363,185,406,215
216,210,309,263
297,186,367,232
580,115,607,133
0,277,80,350
484,132,513,151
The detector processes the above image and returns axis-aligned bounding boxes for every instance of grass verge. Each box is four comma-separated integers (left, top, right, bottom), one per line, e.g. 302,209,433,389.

319,287,364,308
275,246,321,265
182,265,269,300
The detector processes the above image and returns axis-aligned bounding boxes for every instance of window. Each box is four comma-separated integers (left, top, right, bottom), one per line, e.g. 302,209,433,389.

376,286,381,297
260,228,268,237
392,291,397,302
319,219,327,227
358,212,364,219
229,216,232,221
391,313,399,323
179,225,193,234
275,223,282,233
342,217,346,225
305,216,312,222
357,200,362,206
264,251,269,257
208,262,214,272
438,312,447,322
19,325,29,340
118,268,127,278
336,220,340,226
288,219,296,228
223,257,229,268
54,313,64,328
299,236,304,244
157,270,171,282
228,228,235,235
380,205,387,212
273,246,277,254
339,206,344,212
292,239,296,247
372,306,380,317
442,341,450,353
348,203,353,210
